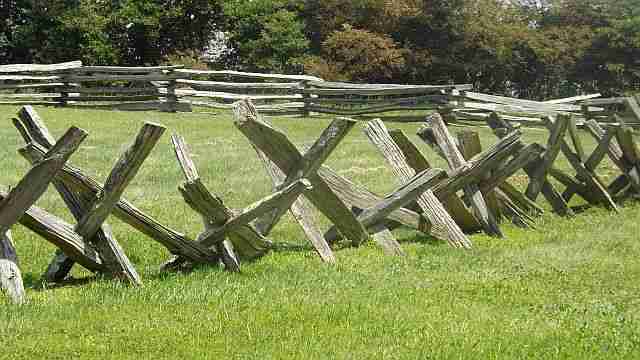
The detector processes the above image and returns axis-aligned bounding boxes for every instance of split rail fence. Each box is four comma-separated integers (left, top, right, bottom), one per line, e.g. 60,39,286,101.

2,61,639,127
1,100,639,304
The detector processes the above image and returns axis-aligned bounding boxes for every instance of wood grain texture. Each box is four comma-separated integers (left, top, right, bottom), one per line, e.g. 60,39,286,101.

426,113,503,237
364,119,471,248
233,99,369,245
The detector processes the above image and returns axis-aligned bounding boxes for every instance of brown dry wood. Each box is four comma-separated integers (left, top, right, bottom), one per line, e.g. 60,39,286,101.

363,119,471,248
427,113,502,237
526,115,570,201
233,100,369,245
388,129,480,232
19,144,218,264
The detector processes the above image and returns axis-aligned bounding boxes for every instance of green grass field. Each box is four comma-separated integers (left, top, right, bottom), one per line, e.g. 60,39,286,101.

1,105,639,359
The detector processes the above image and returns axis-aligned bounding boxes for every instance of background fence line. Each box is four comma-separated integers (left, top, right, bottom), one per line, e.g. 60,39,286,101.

1,61,639,127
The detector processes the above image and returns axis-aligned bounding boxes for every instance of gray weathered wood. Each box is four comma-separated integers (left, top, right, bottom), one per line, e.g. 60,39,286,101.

0,230,24,304
526,115,570,201
0,191,104,272
0,61,82,73
19,144,218,264
364,119,471,248
233,99,370,245
427,113,502,237
388,129,480,231
15,107,133,282
254,152,336,263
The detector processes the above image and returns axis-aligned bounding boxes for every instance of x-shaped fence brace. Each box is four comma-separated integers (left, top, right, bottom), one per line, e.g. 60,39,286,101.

486,113,575,216
583,118,640,202
234,100,464,256
13,106,219,283
1,126,86,303
362,119,472,248
418,113,544,230
417,113,547,236
160,134,312,272
487,112,625,214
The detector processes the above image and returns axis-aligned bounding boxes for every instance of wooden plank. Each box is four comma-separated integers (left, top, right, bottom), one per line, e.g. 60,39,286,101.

543,94,602,104
18,144,218,264
0,83,66,90
78,65,184,73
304,104,442,116
457,130,501,220
567,117,586,161
175,69,322,82
625,97,640,122
76,123,164,237
542,117,618,210
0,127,86,229
428,113,502,237
479,143,545,194
178,79,301,91
0,230,24,304
14,108,108,282
172,134,267,263
0,75,61,81
356,169,447,227
464,92,590,112
364,119,471,248
585,120,640,194
0,127,86,301
254,152,336,263
194,180,312,248
388,129,480,231
526,115,570,200
0,61,82,73
233,100,370,245
64,74,179,82
306,80,471,90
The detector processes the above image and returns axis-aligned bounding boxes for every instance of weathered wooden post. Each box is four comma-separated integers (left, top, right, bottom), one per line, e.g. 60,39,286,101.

0,126,87,303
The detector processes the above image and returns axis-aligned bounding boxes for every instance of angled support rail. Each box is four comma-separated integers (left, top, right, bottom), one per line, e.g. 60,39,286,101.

1,126,86,303
161,134,311,271
363,119,472,248
14,106,218,281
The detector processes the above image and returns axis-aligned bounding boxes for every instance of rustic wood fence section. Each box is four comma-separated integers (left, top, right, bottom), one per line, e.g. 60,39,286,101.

3,61,638,126
1,87,640,302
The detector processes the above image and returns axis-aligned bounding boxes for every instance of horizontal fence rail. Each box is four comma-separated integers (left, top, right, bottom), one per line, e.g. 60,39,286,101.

1,61,639,126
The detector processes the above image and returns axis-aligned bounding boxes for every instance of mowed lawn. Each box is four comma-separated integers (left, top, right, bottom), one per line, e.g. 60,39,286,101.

0,105,639,359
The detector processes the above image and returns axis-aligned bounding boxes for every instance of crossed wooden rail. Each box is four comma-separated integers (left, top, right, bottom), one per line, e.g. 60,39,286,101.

2,102,640,304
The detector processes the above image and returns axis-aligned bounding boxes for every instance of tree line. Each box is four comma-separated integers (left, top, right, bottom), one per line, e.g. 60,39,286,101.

1,0,639,98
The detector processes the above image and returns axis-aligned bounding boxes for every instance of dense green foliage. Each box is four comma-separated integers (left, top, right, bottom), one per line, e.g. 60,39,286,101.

2,0,640,97
1,105,639,358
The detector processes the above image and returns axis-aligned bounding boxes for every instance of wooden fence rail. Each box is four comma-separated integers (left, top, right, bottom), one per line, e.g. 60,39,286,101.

4,61,637,125
1,101,640,304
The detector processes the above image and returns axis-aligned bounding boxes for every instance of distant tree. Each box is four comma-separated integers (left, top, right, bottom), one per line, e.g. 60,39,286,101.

219,0,309,73
306,25,405,82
